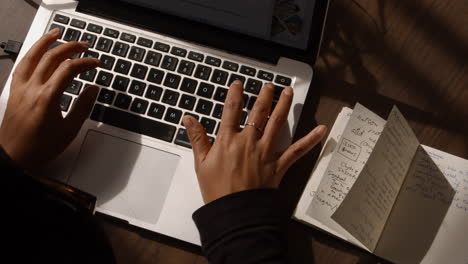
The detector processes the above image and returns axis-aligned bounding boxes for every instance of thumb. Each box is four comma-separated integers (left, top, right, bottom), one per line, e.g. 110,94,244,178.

64,85,99,135
183,115,211,163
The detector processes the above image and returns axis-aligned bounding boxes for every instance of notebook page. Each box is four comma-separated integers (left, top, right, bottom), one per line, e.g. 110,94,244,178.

375,146,468,264
306,103,386,248
332,106,420,251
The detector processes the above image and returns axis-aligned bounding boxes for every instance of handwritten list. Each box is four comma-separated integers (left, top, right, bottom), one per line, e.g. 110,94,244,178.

306,104,386,240
331,107,421,250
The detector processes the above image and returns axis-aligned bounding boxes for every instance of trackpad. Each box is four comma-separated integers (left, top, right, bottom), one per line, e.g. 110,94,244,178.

69,130,180,224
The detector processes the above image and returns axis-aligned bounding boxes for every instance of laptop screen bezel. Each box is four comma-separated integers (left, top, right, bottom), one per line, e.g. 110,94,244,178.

76,0,329,65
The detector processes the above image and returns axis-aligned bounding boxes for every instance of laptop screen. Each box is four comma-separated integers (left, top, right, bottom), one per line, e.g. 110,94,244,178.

121,0,317,50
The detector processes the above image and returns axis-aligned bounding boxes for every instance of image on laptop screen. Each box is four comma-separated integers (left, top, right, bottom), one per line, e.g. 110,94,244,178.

121,0,317,50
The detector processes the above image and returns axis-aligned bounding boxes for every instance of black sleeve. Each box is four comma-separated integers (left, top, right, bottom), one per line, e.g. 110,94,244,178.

192,189,288,263
1,147,115,263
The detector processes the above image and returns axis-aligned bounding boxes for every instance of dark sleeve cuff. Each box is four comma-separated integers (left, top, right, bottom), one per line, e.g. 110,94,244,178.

193,189,287,252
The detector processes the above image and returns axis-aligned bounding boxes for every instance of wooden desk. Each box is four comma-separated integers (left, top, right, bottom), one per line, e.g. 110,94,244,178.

1,0,466,263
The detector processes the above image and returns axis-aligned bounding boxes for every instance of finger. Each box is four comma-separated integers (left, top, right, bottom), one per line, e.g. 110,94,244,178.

183,115,211,164
244,83,275,136
13,28,60,83
64,85,99,136
46,57,100,102
262,87,293,144
276,125,327,175
33,41,90,83
219,80,244,133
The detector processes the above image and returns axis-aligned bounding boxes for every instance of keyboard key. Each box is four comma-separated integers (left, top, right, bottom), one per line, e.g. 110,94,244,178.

87,23,103,34
129,46,146,62
79,68,97,82
130,98,149,114
183,113,200,122
205,56,221,67
243,94,249,108
175,128,192,148
114,93,132,109
240,66,256,77
180,78,198,94
177,60,195,76
211,69,228,85
96,71,113,87
195,99,213,115
162,90,180,106
194,65,212,80
148,103,166,119
245,78,262,94
213,87,228,102
65,80,82,95
144,51,162,67
100,54,115,70
163,73,181,89
70,19,86,29
171,47,187,57
54,14,70,24
91,104,176,142
247,96,257,110
63,28,81,42
120,32,136,43
212,104,224,119
275,75,292,86
145,85,163,101
96,37,113,52
112,76,130,91
137,37,153,48
104,28,119,38
80,33,97,48
197,83,215,98
200,117,216,134
188,51,204,62
60,94,72,112
228,74,246,86
240,111,248,125
112,42,130,57
165,108,183,124
114,59,132,74
147,68,165,84
50,24,65,38
83,50,99,58
222,61,239,72
257,70,274,81
154,42,170,52
161,55,178,71
274,85,285,100
130,64,148,80
97,88,116,104
179,94,196,110
128,80,146,96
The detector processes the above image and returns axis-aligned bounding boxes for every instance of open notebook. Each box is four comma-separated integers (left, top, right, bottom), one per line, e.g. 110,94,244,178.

294,103,468,264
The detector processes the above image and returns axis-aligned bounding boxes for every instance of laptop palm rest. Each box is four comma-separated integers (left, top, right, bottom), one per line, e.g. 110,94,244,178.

69,130,180,224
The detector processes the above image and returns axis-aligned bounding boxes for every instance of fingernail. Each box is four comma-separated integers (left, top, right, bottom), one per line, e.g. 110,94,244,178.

183,116,193,128
266,83,274,89
80,41,90,48
47,28,59,35
315,125,327,135
284,87,293,96
233,80,243,86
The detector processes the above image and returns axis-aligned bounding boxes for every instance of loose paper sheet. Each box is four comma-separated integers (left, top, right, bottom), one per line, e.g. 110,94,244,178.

306,104,386,246
332,107,420,250
376,146,468,264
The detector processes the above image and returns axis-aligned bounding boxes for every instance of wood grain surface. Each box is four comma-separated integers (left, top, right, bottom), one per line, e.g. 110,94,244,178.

1,0,466,263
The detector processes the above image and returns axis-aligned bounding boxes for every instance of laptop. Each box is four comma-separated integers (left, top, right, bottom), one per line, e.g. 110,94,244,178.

0,0,330,245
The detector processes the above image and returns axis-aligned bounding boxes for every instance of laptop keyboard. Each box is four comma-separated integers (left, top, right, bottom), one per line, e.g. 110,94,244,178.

50,13,294,149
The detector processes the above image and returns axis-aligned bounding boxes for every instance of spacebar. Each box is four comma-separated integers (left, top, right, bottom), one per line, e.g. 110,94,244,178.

91,104,176,143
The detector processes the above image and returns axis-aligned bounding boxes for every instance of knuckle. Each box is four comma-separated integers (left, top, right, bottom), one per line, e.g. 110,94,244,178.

60,60,75,72
225,99,243,111
42,51,57,63
253,103,268,114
